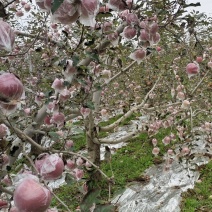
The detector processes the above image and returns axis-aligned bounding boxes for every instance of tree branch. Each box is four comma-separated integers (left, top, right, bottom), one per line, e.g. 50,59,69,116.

52,150,112,183
191,69,210,96
99,129,145,144
100,76,161,132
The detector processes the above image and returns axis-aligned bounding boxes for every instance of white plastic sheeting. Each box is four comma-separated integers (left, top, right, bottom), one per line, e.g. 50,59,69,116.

100,115,150,160
112,135,212,212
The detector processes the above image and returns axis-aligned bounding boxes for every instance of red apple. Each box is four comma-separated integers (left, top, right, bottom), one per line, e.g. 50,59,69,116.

196,56,203,63
35,154,64,180
14,178,52,212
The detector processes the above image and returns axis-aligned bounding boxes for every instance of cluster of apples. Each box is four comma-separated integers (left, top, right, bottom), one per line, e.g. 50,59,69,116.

0,153,64,211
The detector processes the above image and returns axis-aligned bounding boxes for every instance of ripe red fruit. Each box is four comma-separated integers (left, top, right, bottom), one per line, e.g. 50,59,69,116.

152,147,160,156
35,154,64,180
186,62,199,78
24,3,31,11
13,178,52,212
16,10,24,17
79,0,99,27
50,112,65,128
0,199,8,208
51,0,79,25
0,73,24,101
122,26,136,39
196,56,203,63
0,124,7,138
149,22,159,34
0,21,15,52
108,0,128,11
129,49,146,64
36,0,52,11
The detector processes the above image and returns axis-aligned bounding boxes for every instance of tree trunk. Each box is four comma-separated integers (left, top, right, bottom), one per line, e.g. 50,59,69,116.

84,112,102,182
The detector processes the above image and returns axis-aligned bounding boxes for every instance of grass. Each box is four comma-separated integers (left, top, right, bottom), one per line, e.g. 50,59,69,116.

153,127,179,154
51,132,155,210
67,112,142,150
51,114,178,210
180,160,212,212
101,133,153,195
72,133,87,152
98,112,141,128
51,183,84,211
50,113,212,211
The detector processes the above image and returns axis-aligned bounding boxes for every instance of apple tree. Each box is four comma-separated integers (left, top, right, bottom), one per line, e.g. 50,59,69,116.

0,0,211,211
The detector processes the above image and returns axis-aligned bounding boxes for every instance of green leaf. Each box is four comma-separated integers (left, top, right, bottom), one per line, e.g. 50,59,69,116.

96,12,113,19
183,2,201,8
65,173,75,185
48,131,60,141
72,55,80,66
86,101,95,110
51,0,64,14
80,189,101,212
63,80,71,87
94,83,102,91
72,134,85,139
62,30,69,37
45,90,54,98
73,128,84,135
0,2,8,19
58,58,67,67
86,52,100,63
113,187,126,197
84,38,95,46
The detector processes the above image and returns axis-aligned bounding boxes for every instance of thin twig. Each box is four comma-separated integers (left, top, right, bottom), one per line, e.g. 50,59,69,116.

191,69,210,95
52,150,112,183
23,153,39,175
190,106,194,137
43,182,71,212
100,76,161,132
